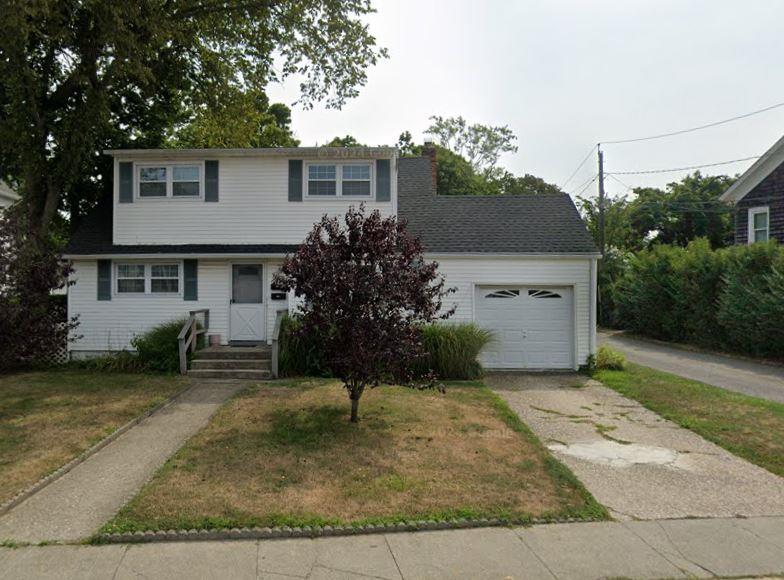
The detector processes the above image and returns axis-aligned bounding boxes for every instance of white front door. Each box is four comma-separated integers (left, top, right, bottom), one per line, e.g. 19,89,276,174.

475,286,574,369
230,264,265,342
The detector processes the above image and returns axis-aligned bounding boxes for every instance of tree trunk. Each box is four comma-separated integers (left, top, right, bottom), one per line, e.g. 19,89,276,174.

350,397,359,423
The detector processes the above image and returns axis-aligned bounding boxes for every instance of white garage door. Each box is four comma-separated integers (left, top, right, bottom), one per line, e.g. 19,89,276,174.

475,286,574,369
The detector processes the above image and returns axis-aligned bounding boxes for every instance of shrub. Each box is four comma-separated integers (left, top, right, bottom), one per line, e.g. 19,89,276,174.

131,318,202,373
594,346,625,371
67,351,145,373
412,323,493,380
278,314,328,377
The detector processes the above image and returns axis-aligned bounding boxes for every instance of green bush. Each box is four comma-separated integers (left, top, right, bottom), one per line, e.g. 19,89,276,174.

612,239,784,359
278,314,328,377
131,318,202,373
67,351,145,373
594,346,625,370
413,323,493,380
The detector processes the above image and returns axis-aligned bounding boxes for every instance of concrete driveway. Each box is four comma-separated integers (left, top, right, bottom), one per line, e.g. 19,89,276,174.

487,373,784,521
599,331,784,404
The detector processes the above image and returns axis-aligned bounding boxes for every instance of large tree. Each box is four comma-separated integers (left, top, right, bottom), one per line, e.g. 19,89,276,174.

274,206,454,422
0,0,387,240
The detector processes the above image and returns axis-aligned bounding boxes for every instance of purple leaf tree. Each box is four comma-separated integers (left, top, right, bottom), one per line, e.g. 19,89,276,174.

274,205,455,422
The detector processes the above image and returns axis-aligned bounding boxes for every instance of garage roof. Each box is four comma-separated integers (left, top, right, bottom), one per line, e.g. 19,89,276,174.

398,157,599,255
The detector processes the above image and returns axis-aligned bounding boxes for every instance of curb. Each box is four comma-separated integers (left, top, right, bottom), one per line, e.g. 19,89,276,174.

0,383,194,518
95,516,592,544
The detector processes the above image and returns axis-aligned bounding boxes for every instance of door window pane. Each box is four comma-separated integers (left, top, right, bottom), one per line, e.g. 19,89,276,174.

232,265,263,303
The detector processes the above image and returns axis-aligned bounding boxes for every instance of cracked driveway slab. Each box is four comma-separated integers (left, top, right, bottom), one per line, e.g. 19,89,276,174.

487,372,784,520
600,331,784,403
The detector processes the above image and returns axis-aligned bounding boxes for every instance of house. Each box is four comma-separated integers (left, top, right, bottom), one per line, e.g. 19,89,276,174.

63,144,599,371
0,181,18,209
720,134,784,244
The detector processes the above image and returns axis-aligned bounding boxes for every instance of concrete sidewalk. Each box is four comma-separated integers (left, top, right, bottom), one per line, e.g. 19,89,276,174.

599,331,784,404
1,517,783,579
0,382,242,544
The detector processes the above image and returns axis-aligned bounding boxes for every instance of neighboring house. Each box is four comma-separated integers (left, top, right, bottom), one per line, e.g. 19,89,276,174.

64,145,599,370
0,181,18,209
720,134,784,244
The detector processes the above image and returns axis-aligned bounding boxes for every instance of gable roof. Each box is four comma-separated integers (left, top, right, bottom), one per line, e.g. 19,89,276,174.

720,134,784,204
397,157,598,255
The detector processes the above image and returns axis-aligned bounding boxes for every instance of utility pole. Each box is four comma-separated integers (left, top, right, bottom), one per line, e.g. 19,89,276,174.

597,144,606,257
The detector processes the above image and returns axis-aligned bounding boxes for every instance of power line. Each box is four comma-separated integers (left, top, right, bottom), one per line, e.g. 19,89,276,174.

608,155,760,175
571,174,598,198
607,173,633,191
561,144,598,190
601,100,784,145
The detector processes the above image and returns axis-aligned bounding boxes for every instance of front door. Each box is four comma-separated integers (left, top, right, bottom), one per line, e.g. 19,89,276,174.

230,264,265,342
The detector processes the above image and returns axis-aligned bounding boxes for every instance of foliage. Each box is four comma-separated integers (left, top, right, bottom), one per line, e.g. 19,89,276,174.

174,88,299,149
0,207,78,372
274,206,455,421
0,0,388,239
278,314,328,377
130,318,202,373
411,323,493,380
326,135,365,147
611,239,784,358
66,351,145,373
594,346,625,371
425,116,518,176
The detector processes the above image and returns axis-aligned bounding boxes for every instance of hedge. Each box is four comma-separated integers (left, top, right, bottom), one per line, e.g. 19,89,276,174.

611,239,784,358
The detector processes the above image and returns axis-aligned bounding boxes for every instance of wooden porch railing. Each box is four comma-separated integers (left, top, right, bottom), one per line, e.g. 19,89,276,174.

271,310,286,379
178,309,210,375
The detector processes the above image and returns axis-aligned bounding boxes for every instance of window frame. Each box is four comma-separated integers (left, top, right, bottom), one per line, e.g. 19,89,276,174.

747,206,770,244
135,162,205,200
114,262,183,297
303,161,375,200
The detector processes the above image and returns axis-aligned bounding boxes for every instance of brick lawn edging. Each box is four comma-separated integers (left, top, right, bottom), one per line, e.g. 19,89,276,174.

0,383,193,518
96,516,595,544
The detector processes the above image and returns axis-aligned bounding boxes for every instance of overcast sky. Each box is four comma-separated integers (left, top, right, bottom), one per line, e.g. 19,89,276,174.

267,0,784,198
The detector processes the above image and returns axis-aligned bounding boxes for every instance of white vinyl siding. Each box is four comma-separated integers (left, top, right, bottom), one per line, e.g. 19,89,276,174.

434,256,594,368
68,259,286,353
113,158,395,245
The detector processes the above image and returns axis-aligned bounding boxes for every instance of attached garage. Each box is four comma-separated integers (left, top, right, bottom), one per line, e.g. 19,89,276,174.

475,285,574,369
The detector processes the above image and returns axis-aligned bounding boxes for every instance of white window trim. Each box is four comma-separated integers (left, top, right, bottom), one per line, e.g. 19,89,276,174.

303,161,375,200
747,206,770,244
114,262,183,296
135,162,205,200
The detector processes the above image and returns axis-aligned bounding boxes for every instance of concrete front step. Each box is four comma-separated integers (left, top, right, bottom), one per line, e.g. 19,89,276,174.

191,359,271,371
195,346,271,361
188,369,272,380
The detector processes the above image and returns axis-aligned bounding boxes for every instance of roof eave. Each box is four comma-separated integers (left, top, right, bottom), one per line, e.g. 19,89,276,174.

102,147,398,159
720,134,784,204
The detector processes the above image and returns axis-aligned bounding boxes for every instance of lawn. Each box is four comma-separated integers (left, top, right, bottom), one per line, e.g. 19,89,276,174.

595,363,784,477
0,370,185,504
104,379,605,533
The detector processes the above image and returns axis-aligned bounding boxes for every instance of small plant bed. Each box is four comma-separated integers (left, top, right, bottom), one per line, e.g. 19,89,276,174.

0,370,185,504
102,379,605,534
595,363,784,477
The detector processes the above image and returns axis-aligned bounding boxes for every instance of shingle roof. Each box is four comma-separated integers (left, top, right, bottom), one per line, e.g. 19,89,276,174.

63,202,298,256
398,157,598,254
65,157,597,256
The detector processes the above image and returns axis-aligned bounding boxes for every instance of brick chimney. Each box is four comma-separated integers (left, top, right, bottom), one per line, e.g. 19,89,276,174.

422,140,437,194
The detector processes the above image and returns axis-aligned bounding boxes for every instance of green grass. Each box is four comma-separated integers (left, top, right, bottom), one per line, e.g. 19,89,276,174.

99,380,606,536
0,370,184,503
594,363,784,477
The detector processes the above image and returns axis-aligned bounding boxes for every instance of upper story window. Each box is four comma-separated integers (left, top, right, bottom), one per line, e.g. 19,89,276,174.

137,164,202,199
748,206,769,243
306,162,373,198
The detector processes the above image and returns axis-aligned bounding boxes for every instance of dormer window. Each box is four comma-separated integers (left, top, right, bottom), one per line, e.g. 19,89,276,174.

137,163,202,199
305,162,373,198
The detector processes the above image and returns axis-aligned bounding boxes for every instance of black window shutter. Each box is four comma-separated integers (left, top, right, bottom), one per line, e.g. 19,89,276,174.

205,160,219,202
97,260,112,300
119,162,133,203
288,160,303,201
376,159,391,201
184,259,198,301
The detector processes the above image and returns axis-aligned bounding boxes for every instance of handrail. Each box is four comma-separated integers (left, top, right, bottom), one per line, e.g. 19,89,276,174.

178,309,210,375
271,310,286,379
